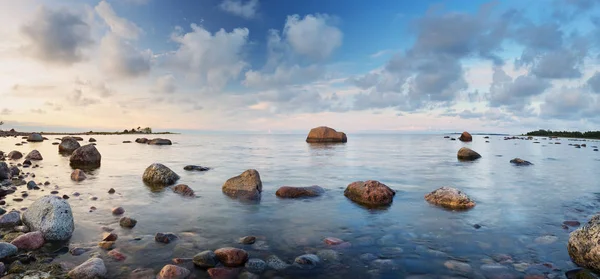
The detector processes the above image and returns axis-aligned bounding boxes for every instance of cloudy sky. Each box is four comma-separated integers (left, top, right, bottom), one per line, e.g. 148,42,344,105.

1,0,600,133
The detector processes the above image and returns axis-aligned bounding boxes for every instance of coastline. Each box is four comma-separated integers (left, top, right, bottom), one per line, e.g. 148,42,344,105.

0,130,177,137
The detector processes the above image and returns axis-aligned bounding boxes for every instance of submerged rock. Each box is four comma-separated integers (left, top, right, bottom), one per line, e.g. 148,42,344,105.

129,268,155,279
155,232,178,244
215,247,249,267
22,196,74,241
266,255,290,270
458,131,472,142
239,236,256,245
10,231,44,250
222,169,262,200
27,133,43,142
207,267,240,279
275,185,324,198
70,144,101,167
158,264,190,279
245,258,266,274
510,158,533,166
457,147,481,161
68,258,107,278
7,151,22,160
193,250,218,268
71,169,87,181
306,126,347,143
294,254,320,269
25,150,43,160
171,184,195,197
148,138,172,145
425,187,475,210
344,180,395,207
142,163,180,186
119,217,137,228
59,137,81,154
444,260,473,274
568,214,600,272
183,165,210,171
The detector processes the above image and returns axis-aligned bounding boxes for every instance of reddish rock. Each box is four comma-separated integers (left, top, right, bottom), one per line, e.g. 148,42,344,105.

102,232,118,241
71,169,87,181
108,249,127,261
157,264,190,279
215,247,249,267
172,184,195,197
222,169,262,200
457,147,481,161
459,131,472,142
10,231,44,250
112,207,125,215
344,180,395,206
324,237,344,246
276,185,324,198
306,126,347,143
207,267,240,279
425,187,476,210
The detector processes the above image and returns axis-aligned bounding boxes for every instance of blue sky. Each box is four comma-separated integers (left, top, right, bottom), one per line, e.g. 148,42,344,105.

1,0,600,133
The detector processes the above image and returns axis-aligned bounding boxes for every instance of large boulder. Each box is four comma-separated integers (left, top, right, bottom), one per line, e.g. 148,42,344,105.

458,131,472,142
148,138,172,145
68,258,107,279
70,144,101,167
25,150,43,160
457,147,481,161
59,137,81,154
276,186,325,198
27,133,43,142
142,163,180,186
222,169,262,200
0,162,8,180
344,180,395,207
22,195,74,241
306,126,347,143
425,187,475,210
7,151,22,160
568,214,600,272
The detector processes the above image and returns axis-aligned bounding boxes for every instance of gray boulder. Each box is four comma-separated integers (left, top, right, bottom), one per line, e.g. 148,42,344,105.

70,144,101,167
7,151,22,160
148,138,172,145
59,137,81,154
0,211,21,228
142,163,179,186
0,242,17,259
25,150,43,160
27,133,43,142
22,195,74,241
222,169,262,200
568,214,600,272
0,162,8,180
68,258,107,279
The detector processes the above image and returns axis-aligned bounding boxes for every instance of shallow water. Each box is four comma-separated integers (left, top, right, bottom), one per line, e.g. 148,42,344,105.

1,134,600,278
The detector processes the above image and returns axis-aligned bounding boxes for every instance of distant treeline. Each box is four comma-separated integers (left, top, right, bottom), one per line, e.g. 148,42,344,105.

525,129,600,139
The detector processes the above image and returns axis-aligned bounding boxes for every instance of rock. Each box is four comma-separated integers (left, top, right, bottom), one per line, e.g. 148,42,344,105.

148,138,172,145
444,260,472,274
155,232,178,244
102,232,118,241
135,138,148,144
207,267,240,279
316,249,340,262
123,141,131,143
26,180,39,190
0,211,21,228
425,187,475,210
171,184,194,197
306,126,347,143
108,188,115,194
22,195,74,240
71,169,87,181
142,163,180,186
344,180,395,207
58,137,81,154
9,166,20,177
458,131,472,142
98,241,115,249
0,242,17,259
215,247,249,267
27,133,43,142
275,185,324,198
0,162,8,180
7,151,22,160
70,144,101,167
245,258,266,274
266,255,289,271
89,138,96,142
568,214,600,272
183,165,210,171
238,271,259,279
112,207,125,215
72,137,84,141
370,259,396,270
222,169,262,200
457,147,481,161
359,253,377,262
193,250,218,268
324,237,344,246
70,247,90,256
67,258,107,279
565,269,596,279
157,264,190,279
107,249,126,261
379,247,403,258
535,235,558,244
119,217,137,228
22,159,32,167
444,136,450,138
510,158,533,166
564,220,581,227
239,236,256,244
25,150,43,160
294,254,320,269
10,231,44,250
129,268,155,279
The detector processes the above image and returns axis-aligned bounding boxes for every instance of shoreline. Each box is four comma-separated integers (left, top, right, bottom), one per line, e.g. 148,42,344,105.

0,130,177,137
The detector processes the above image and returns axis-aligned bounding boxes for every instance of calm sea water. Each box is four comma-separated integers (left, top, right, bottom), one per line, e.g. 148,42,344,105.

1,134,599,278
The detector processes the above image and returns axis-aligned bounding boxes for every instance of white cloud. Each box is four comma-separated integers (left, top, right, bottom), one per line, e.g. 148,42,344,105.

284,14,342,61
219,0,259,19
99,33,152,78
243,64,324,88
95,0,143,40
167,24,249,89
0,108,12,115
155,74,176,94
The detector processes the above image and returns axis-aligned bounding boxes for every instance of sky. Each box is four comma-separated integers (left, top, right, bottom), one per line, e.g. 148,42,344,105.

1,0,600,133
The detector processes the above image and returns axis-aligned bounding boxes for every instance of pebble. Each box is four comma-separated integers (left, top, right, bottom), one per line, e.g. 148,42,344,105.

72,192,80,197
10,231,45,250
89,196,98,201
266,255,290,270
0,242,18,258
108,188,115,194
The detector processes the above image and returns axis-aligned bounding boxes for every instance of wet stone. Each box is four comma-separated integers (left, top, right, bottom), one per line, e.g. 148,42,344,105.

316,249,340,263
266,255,290,271
444,260,472,274
119,217,137,228
193,250,218,268
370,259,396,271
378,247,404,259
294,254,320,269
155,232,178,244
245,258,266,274
239,235,256,244
360,253,377,263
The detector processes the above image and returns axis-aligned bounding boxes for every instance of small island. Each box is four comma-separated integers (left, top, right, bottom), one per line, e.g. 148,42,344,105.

524,130,600,140
0,124,176,137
